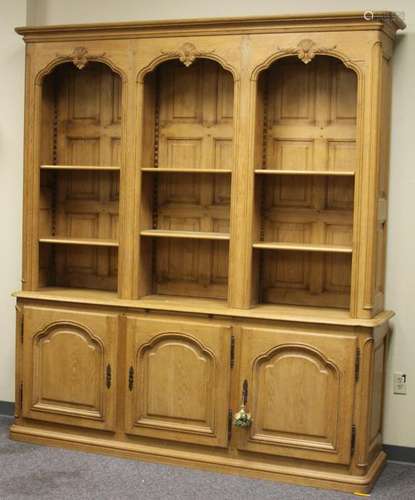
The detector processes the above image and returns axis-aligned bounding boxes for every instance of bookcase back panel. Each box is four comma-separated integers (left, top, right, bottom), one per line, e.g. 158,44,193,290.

154,239,228,299
53,62,122,166
38,62,122,291
39,244,118,291
156,173,231,233
260,250,351,308
157,60,234,170
259,57,357,172
262,175,354,246
139,58,234,300
55,171,119,240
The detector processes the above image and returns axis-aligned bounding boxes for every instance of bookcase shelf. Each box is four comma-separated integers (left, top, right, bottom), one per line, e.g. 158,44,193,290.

39,237,119,247
40,165,121,171
141,229,230,240
254,169,355,176
142,168,232,174
253,242,353,253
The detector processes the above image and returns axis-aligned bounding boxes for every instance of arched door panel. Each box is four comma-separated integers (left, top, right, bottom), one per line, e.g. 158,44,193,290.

125,316,232,447
237,326,357,464
22,306,118,430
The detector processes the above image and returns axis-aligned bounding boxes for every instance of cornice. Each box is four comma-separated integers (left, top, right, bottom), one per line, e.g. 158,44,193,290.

15,11,406,43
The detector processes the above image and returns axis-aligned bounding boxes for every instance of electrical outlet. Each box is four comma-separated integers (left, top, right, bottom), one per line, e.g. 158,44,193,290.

393,372,407,395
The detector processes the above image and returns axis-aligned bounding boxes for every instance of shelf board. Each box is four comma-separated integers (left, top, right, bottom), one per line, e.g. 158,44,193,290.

140,229,230,240
39,237,119,247
13,288,394,328
141,168,232,174
255,169,355,176
253,242,353,253
40,165,120,171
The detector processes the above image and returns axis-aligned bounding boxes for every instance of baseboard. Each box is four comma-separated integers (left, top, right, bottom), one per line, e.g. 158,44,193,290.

0,401,14,416
384,445,415,464
2,402,413,466
10,423,386,494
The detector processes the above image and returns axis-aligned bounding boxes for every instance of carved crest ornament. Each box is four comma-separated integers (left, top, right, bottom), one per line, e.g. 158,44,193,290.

162,42,215,67
279,39,337,64
56,47,106,70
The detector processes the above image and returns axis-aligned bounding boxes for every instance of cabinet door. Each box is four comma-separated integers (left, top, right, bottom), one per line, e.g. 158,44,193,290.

22,306,118,430
125,316,231,447
237,327,357,464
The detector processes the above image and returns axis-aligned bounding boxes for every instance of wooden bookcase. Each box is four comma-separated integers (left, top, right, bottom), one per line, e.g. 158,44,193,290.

12,12,405,493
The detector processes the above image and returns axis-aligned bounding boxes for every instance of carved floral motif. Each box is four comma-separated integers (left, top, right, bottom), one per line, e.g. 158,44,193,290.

279,39,337,64
162,42,215,67
56,47,106,70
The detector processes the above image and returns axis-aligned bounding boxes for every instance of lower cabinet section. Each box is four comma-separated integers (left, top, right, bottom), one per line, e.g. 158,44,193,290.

21,306,118,430
237,326,357,464
125,316,232,447
14,300,389,493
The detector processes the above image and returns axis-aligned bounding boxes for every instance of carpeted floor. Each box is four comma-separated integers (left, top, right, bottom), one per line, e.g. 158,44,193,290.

1,416,415,499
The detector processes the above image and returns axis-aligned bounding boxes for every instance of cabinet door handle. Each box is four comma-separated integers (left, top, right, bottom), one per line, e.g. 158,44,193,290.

106,364,112,389
128,366,134,391
234,379,252,428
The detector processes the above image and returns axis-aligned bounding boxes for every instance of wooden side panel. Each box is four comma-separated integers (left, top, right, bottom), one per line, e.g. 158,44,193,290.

372,54,392,314
237,326,357,464
125,315,231,447
368,333,388,455
22,306,118,430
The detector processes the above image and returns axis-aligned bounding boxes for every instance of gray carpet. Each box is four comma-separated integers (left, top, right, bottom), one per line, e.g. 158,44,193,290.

1,417,415,499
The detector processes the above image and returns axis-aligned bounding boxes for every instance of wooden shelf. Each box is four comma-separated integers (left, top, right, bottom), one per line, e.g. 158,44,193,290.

13,288,394,328
141,168,232,174
140,230,230,240
255,169,355,176
40,165,120,171
39,237,119,247
253,242,353,253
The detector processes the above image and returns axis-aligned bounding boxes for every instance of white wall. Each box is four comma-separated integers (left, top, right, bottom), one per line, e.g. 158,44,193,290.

0,2,26,403
0,0,410,447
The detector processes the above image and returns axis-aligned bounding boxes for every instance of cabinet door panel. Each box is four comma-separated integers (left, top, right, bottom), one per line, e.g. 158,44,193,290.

22,306,118,430
237,327,356,464
125,316,231,447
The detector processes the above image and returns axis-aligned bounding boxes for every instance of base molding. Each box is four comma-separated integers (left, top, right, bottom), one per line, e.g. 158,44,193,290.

10,423,386,494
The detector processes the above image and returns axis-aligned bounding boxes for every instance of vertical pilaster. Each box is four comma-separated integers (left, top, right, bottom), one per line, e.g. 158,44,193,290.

118,44,140,299
228,36,256,308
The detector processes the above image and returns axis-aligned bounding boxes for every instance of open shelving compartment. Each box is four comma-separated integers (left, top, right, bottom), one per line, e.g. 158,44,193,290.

139,58,234,301
38,61,122,292
252,55,357,310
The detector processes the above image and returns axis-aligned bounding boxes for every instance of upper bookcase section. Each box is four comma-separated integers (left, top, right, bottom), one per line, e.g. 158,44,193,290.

15,11,405,42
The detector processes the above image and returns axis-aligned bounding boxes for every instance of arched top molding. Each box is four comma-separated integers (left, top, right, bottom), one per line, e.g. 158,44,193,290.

137,43,239,83
34,47,127,86
34,320,104,353
251,39,364,82
137,331,216,363
253,342,339,377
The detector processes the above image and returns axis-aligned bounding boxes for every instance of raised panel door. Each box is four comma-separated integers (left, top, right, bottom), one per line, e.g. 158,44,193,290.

237,326,357,464
22,306,118,430
125,316,231,447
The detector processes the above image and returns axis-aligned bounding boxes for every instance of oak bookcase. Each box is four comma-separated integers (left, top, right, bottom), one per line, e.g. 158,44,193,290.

11,12,405,493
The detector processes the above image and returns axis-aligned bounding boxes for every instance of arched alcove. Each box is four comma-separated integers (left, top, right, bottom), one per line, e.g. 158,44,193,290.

253,55,357,309
139,58,235,300
38,62,122,292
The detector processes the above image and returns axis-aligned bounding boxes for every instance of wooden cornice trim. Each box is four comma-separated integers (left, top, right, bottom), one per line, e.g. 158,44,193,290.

15,11,405,42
